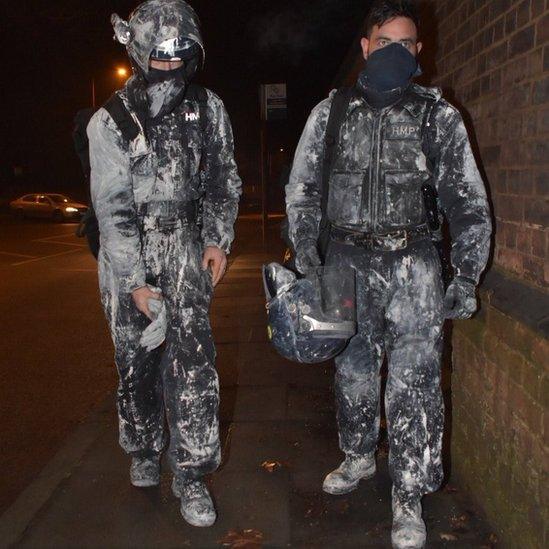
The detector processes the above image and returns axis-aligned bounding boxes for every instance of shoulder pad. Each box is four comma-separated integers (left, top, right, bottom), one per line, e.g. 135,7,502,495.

185,83,209,105
411,84,443,102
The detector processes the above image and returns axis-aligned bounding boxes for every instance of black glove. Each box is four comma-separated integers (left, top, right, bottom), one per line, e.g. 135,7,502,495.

294,239,321,275
443,277,478,320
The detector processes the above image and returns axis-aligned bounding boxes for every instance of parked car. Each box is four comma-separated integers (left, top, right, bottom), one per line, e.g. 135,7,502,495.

9,194,88,222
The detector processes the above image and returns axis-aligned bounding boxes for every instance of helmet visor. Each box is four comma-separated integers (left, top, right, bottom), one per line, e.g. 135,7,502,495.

299,266,356,338
150,37,199,61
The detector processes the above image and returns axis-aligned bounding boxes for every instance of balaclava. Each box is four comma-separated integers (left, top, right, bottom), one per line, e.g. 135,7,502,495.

357,42,421,108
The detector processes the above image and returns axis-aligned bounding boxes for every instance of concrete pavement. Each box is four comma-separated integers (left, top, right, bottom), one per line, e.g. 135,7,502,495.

0,217,497,548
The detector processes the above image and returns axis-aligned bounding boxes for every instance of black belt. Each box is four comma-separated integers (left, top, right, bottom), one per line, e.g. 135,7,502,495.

330,225,430,251
137,200,198,232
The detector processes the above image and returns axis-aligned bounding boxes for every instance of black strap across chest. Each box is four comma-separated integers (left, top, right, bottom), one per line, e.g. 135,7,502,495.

103,83,209,143
320,87,355,222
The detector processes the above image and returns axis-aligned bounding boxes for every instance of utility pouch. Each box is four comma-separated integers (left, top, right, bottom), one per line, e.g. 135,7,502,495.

421,183,452,287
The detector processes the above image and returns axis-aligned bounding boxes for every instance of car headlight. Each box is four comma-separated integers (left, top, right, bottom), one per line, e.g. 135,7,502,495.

65,207,78,212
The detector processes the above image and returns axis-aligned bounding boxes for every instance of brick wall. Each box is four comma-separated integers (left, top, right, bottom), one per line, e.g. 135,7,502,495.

452,298,547,548
430,2,548,546
433,0,548,288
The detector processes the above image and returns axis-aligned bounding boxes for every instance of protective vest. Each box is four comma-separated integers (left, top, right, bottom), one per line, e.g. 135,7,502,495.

327,88,436,233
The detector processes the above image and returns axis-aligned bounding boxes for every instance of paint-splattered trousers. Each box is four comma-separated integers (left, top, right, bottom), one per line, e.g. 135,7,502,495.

326,237,445,503
98,226,220,486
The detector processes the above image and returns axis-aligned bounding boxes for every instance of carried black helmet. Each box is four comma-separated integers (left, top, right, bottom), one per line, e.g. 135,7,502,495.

263,263,356,364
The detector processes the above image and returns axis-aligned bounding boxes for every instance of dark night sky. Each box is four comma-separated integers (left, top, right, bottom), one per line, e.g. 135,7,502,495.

2,1,371,195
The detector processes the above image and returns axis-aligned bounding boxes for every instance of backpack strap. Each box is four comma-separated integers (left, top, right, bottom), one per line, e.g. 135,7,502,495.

320,87,355,222
103,94,141,142
317,88,355,260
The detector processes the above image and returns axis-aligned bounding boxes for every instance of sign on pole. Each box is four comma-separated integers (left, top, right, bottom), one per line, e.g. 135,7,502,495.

260,83,287,121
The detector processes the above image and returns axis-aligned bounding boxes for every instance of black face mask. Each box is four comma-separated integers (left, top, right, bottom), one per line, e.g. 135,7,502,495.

359,42,419,93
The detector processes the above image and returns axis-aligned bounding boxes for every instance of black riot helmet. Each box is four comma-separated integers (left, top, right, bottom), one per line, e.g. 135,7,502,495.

263,263,357,364
111,0,205,82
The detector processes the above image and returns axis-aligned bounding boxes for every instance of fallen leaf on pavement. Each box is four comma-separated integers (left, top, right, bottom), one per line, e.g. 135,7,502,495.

219,528,264,548
261,460,282,473
450,513,469,530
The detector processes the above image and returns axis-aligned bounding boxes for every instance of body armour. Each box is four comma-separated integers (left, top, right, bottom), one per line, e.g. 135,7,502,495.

327,87,433,232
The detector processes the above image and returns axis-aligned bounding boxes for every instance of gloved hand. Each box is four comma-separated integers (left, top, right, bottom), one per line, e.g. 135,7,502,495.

443,277,478,320
294,239,321,275
140,288,167,351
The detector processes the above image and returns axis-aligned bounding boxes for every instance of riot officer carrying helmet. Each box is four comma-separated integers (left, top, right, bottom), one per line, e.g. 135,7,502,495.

285,1,492,547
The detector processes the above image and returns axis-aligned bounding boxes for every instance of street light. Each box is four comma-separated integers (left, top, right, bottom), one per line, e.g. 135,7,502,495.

91,67,130,108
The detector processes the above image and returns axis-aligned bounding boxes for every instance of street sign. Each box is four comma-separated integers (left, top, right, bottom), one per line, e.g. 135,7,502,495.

260,83,287,121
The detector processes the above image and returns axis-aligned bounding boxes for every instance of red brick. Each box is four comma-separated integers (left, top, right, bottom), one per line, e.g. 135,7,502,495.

522,110,538,137
536,13,549,45
534,171,548,196
531,0,544,17
497,195,524,222
509,24,536,57
531,229,546,257
505,9,517,35
523,256,545,285
496,247,523,274
522,360,542,402
486,42,508,70
529,46,544,76
538,105,549,134
507,169,533,195
529,139,549,165
502,54,530,84
504,223,518,248
542,375,549,409
490,0,513,21
531,337,549,370
510,414,533,455
516,227,531,251
524,196,548,226
494,367,511,422
516,0,532,27
484,333,525,383
532,76,549,105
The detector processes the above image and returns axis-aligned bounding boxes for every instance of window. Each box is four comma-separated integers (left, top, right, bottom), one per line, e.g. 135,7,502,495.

48,194,70,204
38,196,50,204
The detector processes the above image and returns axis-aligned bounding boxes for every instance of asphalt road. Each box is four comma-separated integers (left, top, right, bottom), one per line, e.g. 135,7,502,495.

0,215,116,514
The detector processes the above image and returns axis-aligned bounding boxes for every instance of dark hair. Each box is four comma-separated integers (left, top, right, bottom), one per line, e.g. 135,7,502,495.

365,0,420,37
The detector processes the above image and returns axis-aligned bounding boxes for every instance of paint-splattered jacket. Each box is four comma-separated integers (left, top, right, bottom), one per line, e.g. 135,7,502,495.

88,86,242,293
286,84,492,283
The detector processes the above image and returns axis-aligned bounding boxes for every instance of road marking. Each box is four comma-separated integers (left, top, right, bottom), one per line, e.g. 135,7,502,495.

0,251,36,259
52,268,97,273
34,233,79,242
35,240,87,248
11,248,81,266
